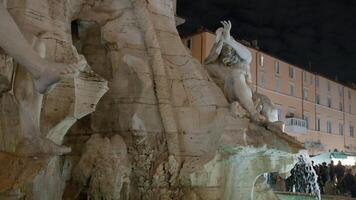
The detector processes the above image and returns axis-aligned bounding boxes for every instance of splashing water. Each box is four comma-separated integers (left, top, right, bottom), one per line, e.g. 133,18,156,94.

287,151,321,200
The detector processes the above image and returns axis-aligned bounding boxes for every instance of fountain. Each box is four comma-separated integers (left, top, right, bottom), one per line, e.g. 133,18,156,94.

0,0,317,199
286,151,321,200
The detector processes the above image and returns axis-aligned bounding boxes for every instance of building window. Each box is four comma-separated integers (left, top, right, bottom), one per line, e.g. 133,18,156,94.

316,94,320,104
349,104,352,113
339,123,344,136
289,66,295,79
303,71,307,84
327,82,331,92
276,105,283,121
349,91,352,100
289,83,295,96
304,115,310,129
275,78,281,92
303,88,309,100
350,125,354,137
327,97,332,108
339,102,343,111
326,120,332,134
187,39,192,50
258,54,264,67
275,61,280,74
316,116,321,131
328,97,332,108
339,86,344,97
316,77,319,87
260,72,266,88
287,108,296,118
303,71,308,83
310,75,313,85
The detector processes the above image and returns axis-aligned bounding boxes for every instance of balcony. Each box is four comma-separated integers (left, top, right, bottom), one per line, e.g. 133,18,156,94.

285,118,307,134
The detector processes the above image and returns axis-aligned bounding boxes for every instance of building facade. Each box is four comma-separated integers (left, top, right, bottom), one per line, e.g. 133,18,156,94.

182,32,356,155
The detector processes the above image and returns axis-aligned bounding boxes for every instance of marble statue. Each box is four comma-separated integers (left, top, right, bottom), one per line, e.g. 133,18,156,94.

204,21,281,125
204,21,262,122
0,1,303,199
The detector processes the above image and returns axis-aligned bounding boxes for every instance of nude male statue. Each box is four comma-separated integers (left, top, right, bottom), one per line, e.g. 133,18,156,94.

204,21,261,121
204,21,281,124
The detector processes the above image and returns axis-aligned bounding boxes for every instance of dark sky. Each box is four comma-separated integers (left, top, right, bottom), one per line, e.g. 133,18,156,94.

177,0,356,85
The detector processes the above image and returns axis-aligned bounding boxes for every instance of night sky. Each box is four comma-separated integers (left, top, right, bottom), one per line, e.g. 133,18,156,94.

177,0,356,85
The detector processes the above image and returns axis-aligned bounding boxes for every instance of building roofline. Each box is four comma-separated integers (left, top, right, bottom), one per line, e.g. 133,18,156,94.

182,31,356,91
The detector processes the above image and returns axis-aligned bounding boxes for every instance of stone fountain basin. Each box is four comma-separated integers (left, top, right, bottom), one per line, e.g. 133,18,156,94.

276,192,356,200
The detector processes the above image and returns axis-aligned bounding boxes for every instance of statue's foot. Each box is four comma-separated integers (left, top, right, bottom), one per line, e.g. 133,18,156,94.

15,137,71,156
34,55,87,94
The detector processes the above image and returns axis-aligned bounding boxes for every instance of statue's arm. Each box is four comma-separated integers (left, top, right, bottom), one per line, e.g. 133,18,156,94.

0,2,46,78
204,40,223,65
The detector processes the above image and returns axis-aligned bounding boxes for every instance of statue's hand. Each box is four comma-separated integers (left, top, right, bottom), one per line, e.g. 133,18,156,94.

220,20,232,40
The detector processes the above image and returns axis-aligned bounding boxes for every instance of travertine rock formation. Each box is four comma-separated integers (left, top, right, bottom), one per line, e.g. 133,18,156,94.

74,134,130,200
0,0,303,200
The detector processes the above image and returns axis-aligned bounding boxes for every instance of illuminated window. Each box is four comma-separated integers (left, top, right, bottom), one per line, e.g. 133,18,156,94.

258,54,264,67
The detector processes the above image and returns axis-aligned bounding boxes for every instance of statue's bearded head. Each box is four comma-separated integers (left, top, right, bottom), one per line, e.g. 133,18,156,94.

220,44,241,66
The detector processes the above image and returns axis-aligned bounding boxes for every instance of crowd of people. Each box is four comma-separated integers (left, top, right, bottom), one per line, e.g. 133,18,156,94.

312,160,356,197
270,160,356,197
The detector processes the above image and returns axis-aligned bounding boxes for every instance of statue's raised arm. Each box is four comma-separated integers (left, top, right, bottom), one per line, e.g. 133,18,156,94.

204,20,252,65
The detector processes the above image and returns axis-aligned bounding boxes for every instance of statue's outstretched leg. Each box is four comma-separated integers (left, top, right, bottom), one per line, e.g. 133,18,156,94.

0,2,84,93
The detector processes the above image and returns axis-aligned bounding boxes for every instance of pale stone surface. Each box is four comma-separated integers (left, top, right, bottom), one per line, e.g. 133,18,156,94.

0,0,303,199
188,146,296,200
253,93,279,123
73,134,130,200
0,0,108,197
